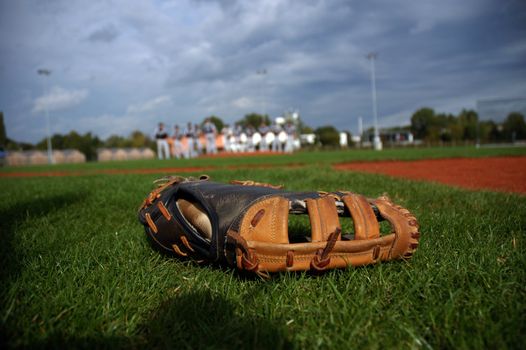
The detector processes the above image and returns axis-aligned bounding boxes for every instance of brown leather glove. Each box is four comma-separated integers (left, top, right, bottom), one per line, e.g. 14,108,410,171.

138,175,420,277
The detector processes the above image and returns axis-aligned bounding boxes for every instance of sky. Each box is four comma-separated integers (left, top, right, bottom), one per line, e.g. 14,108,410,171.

1,0,525,143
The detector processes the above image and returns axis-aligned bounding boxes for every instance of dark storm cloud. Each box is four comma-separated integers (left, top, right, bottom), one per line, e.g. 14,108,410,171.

87,24,120,43
0,0,525,143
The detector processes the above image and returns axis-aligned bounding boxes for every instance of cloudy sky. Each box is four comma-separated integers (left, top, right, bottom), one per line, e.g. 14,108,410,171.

1,0,525,143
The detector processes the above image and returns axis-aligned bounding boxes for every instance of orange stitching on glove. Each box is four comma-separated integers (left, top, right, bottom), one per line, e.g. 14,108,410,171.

172,243,188,257
145,213,158,234
180,235,195,252
250,209,265,227
311,228,341,271
286,251,294,267
138,176,421,277
228,230,259,271
157,202,172,221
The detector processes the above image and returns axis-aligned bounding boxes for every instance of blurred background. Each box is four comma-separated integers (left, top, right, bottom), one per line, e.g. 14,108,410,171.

0,0,525,163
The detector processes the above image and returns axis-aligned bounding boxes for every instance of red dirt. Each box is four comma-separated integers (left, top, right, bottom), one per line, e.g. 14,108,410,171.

0,163,303,178
0,166,214,178
2,155,525,195
334,156,526,194
199,151,284,158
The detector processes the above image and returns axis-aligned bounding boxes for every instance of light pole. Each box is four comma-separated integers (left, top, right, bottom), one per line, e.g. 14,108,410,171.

367,53,382,151
37,68,54,164
256,69,267,117
358,116,363,146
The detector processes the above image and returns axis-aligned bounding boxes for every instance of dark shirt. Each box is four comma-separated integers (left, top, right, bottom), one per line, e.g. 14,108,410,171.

154,127,168,139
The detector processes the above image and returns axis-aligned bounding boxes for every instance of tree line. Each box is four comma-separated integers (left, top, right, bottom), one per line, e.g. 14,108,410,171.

2,130,158,161
1,108,525,161
2,112,325,161
410,108,526,143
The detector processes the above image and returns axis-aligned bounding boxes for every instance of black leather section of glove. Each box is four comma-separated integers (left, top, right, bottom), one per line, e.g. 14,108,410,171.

175,181,286,261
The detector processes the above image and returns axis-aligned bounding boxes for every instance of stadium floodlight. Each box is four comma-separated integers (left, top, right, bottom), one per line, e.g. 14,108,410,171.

37,68,54,164
367,53,382,151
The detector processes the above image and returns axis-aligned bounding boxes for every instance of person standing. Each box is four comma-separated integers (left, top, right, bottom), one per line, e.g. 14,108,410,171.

233,123,243,152
184,122,196,158
194,123,203,156
284,121,297,153
154,122,170,160
203,118,217,154
222,124,232,152
246,125,255,152
271,122,283,152
258,121,269,152
172,124,184,159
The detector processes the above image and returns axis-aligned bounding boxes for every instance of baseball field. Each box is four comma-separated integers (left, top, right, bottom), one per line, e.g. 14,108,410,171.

1,146,525,349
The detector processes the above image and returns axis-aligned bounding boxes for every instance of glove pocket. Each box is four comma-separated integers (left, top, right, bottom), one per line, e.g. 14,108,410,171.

140,199,210,260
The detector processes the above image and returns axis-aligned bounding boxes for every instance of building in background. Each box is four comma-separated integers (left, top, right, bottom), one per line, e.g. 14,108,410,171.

362,129,416,147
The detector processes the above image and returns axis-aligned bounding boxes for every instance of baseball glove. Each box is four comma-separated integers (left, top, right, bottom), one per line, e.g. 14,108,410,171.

138,175,420,277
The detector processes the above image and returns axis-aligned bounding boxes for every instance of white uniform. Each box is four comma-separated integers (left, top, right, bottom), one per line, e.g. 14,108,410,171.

184,124,196,158
271,124,283,152
154,126,170,160
285,123,296,153
203,121,217,154
172,127,183,159
258,125,270,151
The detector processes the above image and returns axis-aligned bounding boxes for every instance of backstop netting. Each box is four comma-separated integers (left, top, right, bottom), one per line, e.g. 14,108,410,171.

476,97,526,121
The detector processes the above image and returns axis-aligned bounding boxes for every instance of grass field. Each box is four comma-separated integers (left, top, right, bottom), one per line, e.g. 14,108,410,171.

1,147,525,349
2,145,526,174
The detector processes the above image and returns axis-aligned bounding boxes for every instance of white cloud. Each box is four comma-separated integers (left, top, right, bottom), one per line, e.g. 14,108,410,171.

399,0,493,34
33,86,88,113
2,0,526,142
126,95,172,114
232,97,254,109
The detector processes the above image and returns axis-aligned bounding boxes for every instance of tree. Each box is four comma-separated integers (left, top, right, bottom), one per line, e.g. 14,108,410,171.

105,134,130,148
0,112,6,146
315,125,340,147
458,109,478,141
479,120,502,142
300,125,314,134
75,132,102,161
35,131,102,161
297,119,313,134
130,130,147,148
36,134,65,150
449,116,465,141
238,113,271,129
203,116,224,132
410,108,435,140
5,137,33,151
503,112,526,141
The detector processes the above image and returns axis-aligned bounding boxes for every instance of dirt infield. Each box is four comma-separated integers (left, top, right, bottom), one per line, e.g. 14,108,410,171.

0,167,213,178
334,156,526,194
0,163,304,178
2,155,525,195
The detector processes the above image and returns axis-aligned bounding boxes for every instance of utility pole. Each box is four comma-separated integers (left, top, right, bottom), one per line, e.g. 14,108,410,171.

367,53,382,151
37,68,54,164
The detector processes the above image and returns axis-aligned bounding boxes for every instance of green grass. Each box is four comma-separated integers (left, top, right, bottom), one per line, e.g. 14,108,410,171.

2,145,526,174
1,155,525,348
